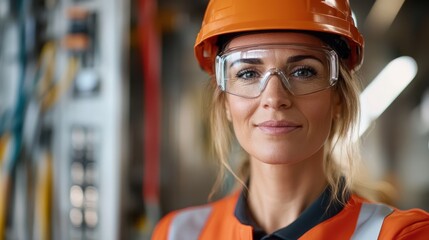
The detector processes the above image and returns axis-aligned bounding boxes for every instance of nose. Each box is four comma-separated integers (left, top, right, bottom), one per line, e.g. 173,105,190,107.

260,73,292,109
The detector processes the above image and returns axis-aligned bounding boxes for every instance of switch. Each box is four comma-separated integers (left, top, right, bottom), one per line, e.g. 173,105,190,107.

74,68,100,97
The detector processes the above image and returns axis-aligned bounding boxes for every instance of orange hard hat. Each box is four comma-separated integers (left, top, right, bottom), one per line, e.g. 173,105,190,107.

195,0,364,74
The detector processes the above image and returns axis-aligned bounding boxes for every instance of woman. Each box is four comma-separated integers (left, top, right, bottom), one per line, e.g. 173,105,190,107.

152,0,429,239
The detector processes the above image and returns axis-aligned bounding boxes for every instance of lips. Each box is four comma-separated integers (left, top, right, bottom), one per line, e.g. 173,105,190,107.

256,120,302,134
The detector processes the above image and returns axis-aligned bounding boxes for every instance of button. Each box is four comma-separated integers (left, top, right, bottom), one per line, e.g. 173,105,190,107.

84,186,99,208
84,208,98,228
70,185,84,208
69,208,83,227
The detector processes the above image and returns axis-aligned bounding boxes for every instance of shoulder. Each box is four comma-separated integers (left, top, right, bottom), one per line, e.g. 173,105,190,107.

303,195,429,240
381,207,429,239
151,193,240,240
347,195,429,239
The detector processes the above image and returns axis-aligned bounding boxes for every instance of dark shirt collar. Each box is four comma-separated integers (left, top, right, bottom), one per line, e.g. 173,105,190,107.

234,183,349,240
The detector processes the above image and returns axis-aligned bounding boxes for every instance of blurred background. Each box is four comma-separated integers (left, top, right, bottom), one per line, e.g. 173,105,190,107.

0,0,428,239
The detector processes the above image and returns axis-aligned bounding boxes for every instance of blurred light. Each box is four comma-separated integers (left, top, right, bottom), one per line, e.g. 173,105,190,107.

69,208,83,227
352,11,358,28
84,208,98,228
421,90,429,131
365,0,405,33
75,69,99,94
360,56,418,136
70,185,84,208
0,1,9,19
84,186,99,207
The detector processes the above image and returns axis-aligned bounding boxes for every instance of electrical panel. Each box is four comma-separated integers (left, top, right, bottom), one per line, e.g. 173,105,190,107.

0,0,130,239
51,0,129,240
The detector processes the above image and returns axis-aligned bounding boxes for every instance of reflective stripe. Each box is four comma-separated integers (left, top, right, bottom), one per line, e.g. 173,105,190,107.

168,206,212,240
351,203,393,240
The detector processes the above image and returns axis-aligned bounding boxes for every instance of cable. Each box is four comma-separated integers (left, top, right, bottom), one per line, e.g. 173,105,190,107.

0,134,11,238
41,56,79,111
28,53,78,240
36,42,56,99
138,0,161,235
32,55,78,240
34,151,52,240
0,0,29,238
7,0,28,174
0,173,11,239
1,1,74,239
28,42,78,113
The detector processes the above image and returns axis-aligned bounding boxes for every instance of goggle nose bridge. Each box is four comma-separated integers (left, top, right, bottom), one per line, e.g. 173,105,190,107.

259,68,292,92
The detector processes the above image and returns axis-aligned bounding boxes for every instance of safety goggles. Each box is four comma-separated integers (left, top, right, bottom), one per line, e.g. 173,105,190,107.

215,44,339,98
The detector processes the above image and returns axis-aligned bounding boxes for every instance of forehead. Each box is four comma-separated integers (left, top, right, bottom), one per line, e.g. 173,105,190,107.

226,32,325,50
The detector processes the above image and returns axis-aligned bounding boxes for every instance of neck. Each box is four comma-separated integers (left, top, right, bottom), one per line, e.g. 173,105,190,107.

247,149,327,234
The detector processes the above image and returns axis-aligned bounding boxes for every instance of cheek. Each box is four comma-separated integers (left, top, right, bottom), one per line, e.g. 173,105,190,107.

300,96,335,140
226,97,258,139
307,101,333,121
226,96,256,122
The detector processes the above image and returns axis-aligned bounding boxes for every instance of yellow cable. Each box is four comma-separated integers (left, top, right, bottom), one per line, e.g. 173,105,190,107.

0,175,10,240
0,134,9,167
41,56,79,111
0,135,11,235
35,152,52,240
37,42,56,97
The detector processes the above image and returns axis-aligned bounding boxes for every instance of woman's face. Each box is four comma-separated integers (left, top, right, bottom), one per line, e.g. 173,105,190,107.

224,32,341,165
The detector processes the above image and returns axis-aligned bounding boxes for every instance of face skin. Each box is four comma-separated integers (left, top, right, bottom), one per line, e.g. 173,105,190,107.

224,32,341,166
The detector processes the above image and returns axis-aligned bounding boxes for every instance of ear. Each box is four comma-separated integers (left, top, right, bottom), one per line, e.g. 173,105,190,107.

225,99,232,121
332,91,342,118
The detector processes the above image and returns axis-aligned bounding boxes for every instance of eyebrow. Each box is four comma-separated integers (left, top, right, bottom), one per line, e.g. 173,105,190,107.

228,55,323,68
286,55,324,64
229,58,263,68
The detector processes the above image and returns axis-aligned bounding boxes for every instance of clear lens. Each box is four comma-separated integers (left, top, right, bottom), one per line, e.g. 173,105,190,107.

215,44,338,98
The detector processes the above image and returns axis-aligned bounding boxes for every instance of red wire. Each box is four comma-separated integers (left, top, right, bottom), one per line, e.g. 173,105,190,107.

138,0,161,205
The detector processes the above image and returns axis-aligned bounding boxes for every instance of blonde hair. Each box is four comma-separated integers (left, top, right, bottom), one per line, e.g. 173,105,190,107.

207,60,385,203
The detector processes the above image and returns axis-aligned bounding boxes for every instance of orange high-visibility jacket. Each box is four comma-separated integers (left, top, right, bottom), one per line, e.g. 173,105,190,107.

152,191,429,240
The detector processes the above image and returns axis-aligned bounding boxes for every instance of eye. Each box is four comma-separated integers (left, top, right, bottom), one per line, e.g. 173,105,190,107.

291,67,317,78
236,69,260,80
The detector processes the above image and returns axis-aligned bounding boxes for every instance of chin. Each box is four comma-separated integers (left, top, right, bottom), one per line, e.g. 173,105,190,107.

253,153,304,165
